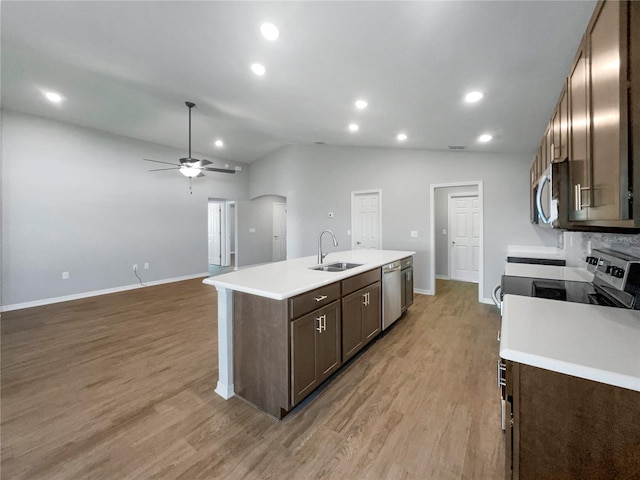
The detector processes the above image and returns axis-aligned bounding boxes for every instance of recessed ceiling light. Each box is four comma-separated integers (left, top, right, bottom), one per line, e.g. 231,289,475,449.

44,91,63,103
397,133,408,141
260,23,279,41
465,91,484,103
215,140,224,148
478,134,493,142
355,99,368,109
251,63,266,76
348,123,359,132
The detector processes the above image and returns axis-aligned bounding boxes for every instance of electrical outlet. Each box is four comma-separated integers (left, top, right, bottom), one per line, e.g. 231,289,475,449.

133,264,138,271
411,231,418,238
62,271,69,280
249,228,256,233
347,230,351,236
144,262,149,270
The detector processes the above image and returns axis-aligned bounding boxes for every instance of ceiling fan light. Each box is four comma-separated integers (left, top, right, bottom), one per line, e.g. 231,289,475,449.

180,166,200,177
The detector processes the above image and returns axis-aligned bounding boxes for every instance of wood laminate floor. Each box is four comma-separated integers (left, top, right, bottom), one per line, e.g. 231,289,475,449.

1,279,504,479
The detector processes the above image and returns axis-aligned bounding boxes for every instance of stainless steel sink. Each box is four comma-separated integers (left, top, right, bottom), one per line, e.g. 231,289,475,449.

309,262,363,272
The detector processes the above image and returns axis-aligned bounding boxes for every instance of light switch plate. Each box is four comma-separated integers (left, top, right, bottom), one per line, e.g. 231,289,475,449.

62,271,69,280
442,229,447,235
249,228,256,233
410,231,418,238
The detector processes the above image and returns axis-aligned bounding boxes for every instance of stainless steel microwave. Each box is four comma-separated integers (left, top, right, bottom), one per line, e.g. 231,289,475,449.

533,161,569,228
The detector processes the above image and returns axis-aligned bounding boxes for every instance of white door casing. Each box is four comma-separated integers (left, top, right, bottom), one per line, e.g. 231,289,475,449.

272,202,286,261
351,190,382,249
208,202,222,265
449,193,480,283
221,202,232,267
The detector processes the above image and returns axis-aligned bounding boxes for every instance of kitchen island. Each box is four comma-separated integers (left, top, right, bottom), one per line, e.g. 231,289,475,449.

203,249,415,418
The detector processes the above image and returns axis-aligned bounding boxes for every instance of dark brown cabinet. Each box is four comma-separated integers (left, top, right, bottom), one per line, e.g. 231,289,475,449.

568,37,591,222
232,266,392,419
341,282,381,362
401,257,413,312
530,1,640,230
291,300,341,406
503,360,640,479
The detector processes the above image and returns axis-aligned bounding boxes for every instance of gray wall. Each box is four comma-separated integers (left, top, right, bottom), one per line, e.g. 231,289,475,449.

434,185,478,278
2,110,249,306
249,144,558,300
236,195,286,267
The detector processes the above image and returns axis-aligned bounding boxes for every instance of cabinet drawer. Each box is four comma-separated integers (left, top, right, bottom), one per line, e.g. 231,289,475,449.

289,282,340,319
341,268,381,296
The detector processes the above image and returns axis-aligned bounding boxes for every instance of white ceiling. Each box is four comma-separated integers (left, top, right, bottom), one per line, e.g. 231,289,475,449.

1,1,597,165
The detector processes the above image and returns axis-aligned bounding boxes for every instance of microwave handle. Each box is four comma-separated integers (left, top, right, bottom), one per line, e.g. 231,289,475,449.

536,175,551,224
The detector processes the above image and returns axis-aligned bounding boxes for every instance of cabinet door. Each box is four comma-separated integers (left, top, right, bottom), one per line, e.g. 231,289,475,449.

291,312,318,406
587,0,629,221
341,290,364,362
530,160,537,223
558,84,569,161
362,282,381,342
568,38,591,221
316,302,341,384
405,270,413,309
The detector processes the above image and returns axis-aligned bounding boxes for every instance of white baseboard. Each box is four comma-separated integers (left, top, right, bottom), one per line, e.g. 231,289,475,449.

480,297,495,305
435,275,449,280
1,272,210,313
414,288,434,296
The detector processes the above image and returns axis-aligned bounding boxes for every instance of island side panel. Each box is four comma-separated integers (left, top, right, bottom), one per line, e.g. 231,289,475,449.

233,291,290,418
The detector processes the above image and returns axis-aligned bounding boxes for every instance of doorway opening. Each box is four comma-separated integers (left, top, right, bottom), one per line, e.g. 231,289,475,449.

351,189,382,249
208,199,236,277
430,182,484,302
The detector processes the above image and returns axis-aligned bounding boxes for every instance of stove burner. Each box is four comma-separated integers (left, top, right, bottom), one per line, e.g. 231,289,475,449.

532,280,567,301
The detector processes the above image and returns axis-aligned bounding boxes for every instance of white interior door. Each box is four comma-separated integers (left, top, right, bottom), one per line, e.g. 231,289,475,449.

272,202,286,261
449,194,480,283
208,202,222,265
351,191,381,249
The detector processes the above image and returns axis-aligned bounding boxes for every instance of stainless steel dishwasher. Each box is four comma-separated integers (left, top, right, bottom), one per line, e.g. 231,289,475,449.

382,261,402,330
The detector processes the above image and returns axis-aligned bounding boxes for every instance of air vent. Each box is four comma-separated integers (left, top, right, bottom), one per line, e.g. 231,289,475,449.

314,141,326,145
448,145,467,150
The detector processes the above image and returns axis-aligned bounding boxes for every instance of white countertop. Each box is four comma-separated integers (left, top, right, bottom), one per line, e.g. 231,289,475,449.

507,245,565,260
203,250,415,300
500,295,640,392
505,263,594,283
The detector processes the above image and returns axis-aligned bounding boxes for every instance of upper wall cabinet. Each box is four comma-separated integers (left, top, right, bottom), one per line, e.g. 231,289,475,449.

532,0,640,230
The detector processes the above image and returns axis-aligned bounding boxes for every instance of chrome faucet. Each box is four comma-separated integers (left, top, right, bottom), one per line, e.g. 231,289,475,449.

317,230,338,264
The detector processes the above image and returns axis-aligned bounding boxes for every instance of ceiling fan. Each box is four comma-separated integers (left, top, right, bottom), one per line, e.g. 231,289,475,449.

143,101,236,178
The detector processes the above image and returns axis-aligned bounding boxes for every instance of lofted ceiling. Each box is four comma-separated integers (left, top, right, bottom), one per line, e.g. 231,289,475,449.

1,1,597,165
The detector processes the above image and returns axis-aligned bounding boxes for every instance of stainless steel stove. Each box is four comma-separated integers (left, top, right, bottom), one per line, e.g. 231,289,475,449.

501,248,640,309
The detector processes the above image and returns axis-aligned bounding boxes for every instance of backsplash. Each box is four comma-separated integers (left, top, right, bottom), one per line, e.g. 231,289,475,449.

563,232,640,267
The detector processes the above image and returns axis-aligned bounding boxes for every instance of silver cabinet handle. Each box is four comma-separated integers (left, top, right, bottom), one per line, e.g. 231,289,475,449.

362,292,370,306
575,183,591,210
497,360,507,388
497,329,501,342
316,314,326,333
314,295,328,302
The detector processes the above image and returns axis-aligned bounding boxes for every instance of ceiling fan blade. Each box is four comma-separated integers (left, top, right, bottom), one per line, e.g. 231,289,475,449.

149,167,180,171
197,172,205,177
198,159,212,166
143,158,181,167
202,167,236,174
